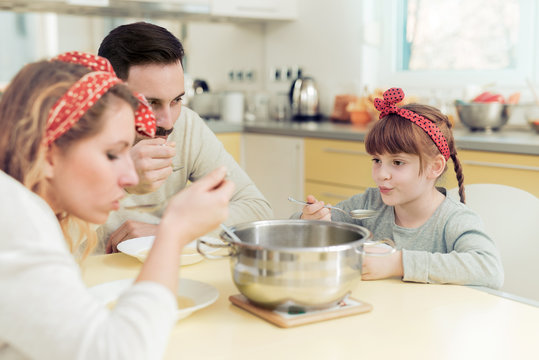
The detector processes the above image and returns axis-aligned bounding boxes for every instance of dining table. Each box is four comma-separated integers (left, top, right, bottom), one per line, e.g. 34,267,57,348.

82,252,539,360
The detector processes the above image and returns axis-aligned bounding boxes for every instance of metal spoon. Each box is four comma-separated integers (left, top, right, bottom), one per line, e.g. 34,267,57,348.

122,203,165,212
287,196,377,219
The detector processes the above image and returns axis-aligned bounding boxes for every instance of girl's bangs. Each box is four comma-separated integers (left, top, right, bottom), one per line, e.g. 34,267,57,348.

365,115,421,156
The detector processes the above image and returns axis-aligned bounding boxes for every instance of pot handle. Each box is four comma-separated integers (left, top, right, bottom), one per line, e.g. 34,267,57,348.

356,238,396,256
196,238,234,260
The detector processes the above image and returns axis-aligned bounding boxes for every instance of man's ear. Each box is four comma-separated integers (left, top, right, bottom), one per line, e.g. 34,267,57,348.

428,154,446,179
42,145,58,180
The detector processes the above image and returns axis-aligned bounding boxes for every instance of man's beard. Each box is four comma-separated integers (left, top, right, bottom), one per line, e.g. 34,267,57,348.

155,127,174,137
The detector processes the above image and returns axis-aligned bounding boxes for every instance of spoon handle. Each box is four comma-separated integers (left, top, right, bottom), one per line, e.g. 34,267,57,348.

287,196,348,215
220,224,243,243
287,196,310,206
122,203,163,212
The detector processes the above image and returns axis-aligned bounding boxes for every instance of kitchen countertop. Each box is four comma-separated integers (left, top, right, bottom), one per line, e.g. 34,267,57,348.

206,119,539,156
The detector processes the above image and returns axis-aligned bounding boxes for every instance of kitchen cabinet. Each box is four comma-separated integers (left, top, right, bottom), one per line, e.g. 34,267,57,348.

443,150,539,197
216,132,241,164
304,138,375,204
211,0,297,20
243,134,303,219
304,137,539,202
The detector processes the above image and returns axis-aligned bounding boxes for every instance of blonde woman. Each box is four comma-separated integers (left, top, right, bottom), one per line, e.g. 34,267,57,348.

0,53,234,359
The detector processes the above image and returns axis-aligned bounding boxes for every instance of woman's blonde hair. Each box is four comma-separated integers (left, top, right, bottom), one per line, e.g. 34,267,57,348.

365,103,466,203
0,60,139,260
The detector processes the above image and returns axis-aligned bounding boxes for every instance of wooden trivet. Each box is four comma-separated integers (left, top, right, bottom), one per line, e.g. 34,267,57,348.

229,294,372,328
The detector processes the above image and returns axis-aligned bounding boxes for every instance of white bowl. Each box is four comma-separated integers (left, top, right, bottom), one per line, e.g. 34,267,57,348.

117,236,223,266
89,278,218,320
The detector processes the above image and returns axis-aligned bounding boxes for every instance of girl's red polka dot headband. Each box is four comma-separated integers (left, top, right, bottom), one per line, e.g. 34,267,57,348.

44,51,156,146
374,88,450,160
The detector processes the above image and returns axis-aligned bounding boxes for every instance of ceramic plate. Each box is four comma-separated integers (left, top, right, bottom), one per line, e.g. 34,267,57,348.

117,236,223,265
89,278,219,320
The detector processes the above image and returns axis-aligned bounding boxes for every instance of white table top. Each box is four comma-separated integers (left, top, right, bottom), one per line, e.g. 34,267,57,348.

82,253,539,360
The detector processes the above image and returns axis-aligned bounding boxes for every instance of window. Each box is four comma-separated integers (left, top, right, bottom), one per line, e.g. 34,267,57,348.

378,0,537,88
0,12,41,86
400,0,519,71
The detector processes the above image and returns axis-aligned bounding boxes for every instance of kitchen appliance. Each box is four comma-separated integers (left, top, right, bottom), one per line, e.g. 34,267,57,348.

220,91,245,123
289,76,320,121
197,220,395,310
184,77,210,107
189,93,220,119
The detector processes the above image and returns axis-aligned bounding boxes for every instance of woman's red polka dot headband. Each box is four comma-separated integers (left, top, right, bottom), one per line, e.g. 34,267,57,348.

45,51,156,146
374,88,450,160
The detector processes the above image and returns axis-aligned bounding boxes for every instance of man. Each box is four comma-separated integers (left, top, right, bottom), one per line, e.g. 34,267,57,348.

97,22,272,252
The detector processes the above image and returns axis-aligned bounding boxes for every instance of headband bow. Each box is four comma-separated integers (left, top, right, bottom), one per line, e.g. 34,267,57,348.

374,88,450,160
46,51,156,145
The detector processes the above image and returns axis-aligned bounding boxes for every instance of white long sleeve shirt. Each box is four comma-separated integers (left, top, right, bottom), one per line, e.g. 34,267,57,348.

0,171,177,360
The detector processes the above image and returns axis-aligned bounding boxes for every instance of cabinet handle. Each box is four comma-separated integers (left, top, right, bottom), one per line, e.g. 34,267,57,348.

322,148,369,156
462,160,539,172
321,192,353,200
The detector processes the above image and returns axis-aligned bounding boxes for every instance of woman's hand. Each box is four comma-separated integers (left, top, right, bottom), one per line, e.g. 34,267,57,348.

137,167,234,291
361,250,403,280
300,195,331,221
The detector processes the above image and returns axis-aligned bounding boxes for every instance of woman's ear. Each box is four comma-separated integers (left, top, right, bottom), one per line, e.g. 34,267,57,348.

42,144,58,180
428,154,446,179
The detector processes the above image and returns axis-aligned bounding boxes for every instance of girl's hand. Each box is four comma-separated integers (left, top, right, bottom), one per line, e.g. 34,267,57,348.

300,195,331,221
160,166,235,245
361,250,403,280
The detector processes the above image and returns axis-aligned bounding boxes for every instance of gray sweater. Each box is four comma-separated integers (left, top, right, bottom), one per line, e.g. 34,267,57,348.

294,187,504,289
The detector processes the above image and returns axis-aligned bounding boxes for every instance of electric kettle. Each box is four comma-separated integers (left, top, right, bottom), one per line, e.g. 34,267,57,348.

289,76,320,121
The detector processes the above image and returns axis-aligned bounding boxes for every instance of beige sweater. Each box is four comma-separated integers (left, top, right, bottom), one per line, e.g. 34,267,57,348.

97,107,273,245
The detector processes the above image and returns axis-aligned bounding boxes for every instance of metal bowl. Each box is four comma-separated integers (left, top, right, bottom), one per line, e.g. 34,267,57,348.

198,220,393,310
454,100,509,131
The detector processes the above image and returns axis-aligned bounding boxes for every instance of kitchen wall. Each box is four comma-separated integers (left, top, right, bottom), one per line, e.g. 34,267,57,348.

186,21,265,93
263,0,370,116
3,0,539,121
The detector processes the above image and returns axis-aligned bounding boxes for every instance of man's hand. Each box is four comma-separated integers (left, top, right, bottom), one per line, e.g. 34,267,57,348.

106,220,158,253
126,138,176,194
361,250,403,280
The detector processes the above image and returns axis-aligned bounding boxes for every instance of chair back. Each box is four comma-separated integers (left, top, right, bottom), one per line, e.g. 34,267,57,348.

447,184,539,301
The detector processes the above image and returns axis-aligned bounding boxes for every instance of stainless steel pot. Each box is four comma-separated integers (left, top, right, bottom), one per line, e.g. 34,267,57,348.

197,220,395,310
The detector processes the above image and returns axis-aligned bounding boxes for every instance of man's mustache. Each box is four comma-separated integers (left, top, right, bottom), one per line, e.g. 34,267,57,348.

155,127,174,137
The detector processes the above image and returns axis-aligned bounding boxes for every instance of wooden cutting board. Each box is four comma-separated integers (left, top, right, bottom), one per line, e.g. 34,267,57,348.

229,294,372,328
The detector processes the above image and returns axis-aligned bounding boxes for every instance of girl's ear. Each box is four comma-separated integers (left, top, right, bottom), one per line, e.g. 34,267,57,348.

428,154,446,179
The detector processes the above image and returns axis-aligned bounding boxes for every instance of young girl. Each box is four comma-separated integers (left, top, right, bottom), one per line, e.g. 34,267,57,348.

0,52,234,359
298,88,503,289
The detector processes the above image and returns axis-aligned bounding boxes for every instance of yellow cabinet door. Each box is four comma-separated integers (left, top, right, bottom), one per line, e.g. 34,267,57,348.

216,132,241,164
444,150,539,197
304,138,375,189
304,181,364,205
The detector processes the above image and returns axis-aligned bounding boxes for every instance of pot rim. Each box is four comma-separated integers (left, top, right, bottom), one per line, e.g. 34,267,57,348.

220,219,373,253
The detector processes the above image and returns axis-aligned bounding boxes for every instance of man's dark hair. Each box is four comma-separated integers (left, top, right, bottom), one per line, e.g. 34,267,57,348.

98,21,184,80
